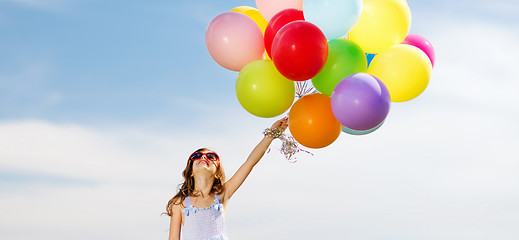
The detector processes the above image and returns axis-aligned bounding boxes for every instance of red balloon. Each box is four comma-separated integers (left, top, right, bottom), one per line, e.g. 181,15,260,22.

264,9,305,59
272,20,328,81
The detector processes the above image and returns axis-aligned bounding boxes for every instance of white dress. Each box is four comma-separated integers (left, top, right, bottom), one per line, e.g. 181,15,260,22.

181,195,228,240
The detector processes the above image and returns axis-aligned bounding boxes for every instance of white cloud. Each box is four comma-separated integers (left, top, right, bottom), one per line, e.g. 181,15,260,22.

1,90,518,239
427,20,519,112
474,0,519,18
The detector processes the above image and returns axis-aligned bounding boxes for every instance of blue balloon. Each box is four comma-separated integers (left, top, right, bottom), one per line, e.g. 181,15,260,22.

365,53,376,68
342,121,384,135
304,0,363,40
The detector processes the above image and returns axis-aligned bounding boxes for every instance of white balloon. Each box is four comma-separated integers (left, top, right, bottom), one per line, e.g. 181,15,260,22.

304,0,363,40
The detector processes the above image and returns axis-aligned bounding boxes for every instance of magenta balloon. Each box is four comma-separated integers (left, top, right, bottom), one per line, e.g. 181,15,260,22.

331,73,391,131
402,34,436,67
206,12,265,72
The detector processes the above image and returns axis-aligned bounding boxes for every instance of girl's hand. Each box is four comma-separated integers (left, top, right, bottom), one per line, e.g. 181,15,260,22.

271,117,288,131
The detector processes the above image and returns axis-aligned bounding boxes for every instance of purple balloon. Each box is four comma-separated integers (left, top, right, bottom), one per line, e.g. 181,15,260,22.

331,73,391,131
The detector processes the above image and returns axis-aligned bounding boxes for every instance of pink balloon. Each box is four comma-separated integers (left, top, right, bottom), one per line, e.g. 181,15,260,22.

255,0,304,21
402,34,436,67
206,12,265,72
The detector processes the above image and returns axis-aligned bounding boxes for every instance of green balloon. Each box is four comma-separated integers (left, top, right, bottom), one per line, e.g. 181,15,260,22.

236,60,295,118
312,39,367,96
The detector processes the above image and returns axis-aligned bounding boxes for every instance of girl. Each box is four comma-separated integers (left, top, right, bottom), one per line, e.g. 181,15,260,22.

165,117,288,240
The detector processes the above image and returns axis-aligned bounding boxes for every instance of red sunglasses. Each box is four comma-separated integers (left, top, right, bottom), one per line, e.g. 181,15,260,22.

189,152,220,161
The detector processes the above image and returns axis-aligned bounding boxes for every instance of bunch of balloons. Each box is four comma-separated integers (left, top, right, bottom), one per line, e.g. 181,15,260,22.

205,0,435,149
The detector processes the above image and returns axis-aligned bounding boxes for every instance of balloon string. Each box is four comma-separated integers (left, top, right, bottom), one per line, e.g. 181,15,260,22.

278,130,313,163
296,81,318,98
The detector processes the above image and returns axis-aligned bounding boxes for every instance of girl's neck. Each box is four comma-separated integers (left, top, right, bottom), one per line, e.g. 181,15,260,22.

193,175,215,197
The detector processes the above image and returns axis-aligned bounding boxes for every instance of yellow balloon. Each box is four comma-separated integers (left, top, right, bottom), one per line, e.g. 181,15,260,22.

367,44,432,102
236,60,295,118
264,52,271,60
230,6,268,34
348,0,411,54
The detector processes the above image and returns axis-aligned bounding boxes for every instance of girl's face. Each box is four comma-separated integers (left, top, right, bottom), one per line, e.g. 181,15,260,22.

190,150,220,175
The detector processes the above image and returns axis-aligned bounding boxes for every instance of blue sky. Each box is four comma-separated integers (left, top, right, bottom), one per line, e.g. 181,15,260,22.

0,0,247,126
1,0,519,239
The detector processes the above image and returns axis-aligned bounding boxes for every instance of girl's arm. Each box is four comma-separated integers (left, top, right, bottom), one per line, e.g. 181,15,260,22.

223,117,288,201
168,203,182,240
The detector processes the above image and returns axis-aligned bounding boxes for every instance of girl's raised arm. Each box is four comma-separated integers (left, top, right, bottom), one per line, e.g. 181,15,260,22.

223,117,288,201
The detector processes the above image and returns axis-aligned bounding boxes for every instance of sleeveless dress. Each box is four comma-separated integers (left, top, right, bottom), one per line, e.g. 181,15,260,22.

182,195,228,240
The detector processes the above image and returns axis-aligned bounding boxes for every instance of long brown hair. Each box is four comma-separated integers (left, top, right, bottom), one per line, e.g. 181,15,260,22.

165,148,225,216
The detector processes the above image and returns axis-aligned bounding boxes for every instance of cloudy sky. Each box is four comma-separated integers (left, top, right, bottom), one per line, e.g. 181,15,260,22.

0,0,518,239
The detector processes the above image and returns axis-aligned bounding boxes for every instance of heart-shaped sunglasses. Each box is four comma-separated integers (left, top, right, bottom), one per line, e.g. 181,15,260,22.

189,152,220,162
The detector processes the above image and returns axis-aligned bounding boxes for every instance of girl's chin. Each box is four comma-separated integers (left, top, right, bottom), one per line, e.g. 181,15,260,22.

193,167,216,174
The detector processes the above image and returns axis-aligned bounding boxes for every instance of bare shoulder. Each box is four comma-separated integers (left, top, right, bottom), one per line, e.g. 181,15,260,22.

169,196,185,215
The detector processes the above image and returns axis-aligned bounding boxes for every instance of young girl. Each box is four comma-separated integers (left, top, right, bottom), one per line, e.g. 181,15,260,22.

165,117,288,240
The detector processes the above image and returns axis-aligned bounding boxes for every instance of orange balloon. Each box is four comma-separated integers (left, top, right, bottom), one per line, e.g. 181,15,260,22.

288,93,342,148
